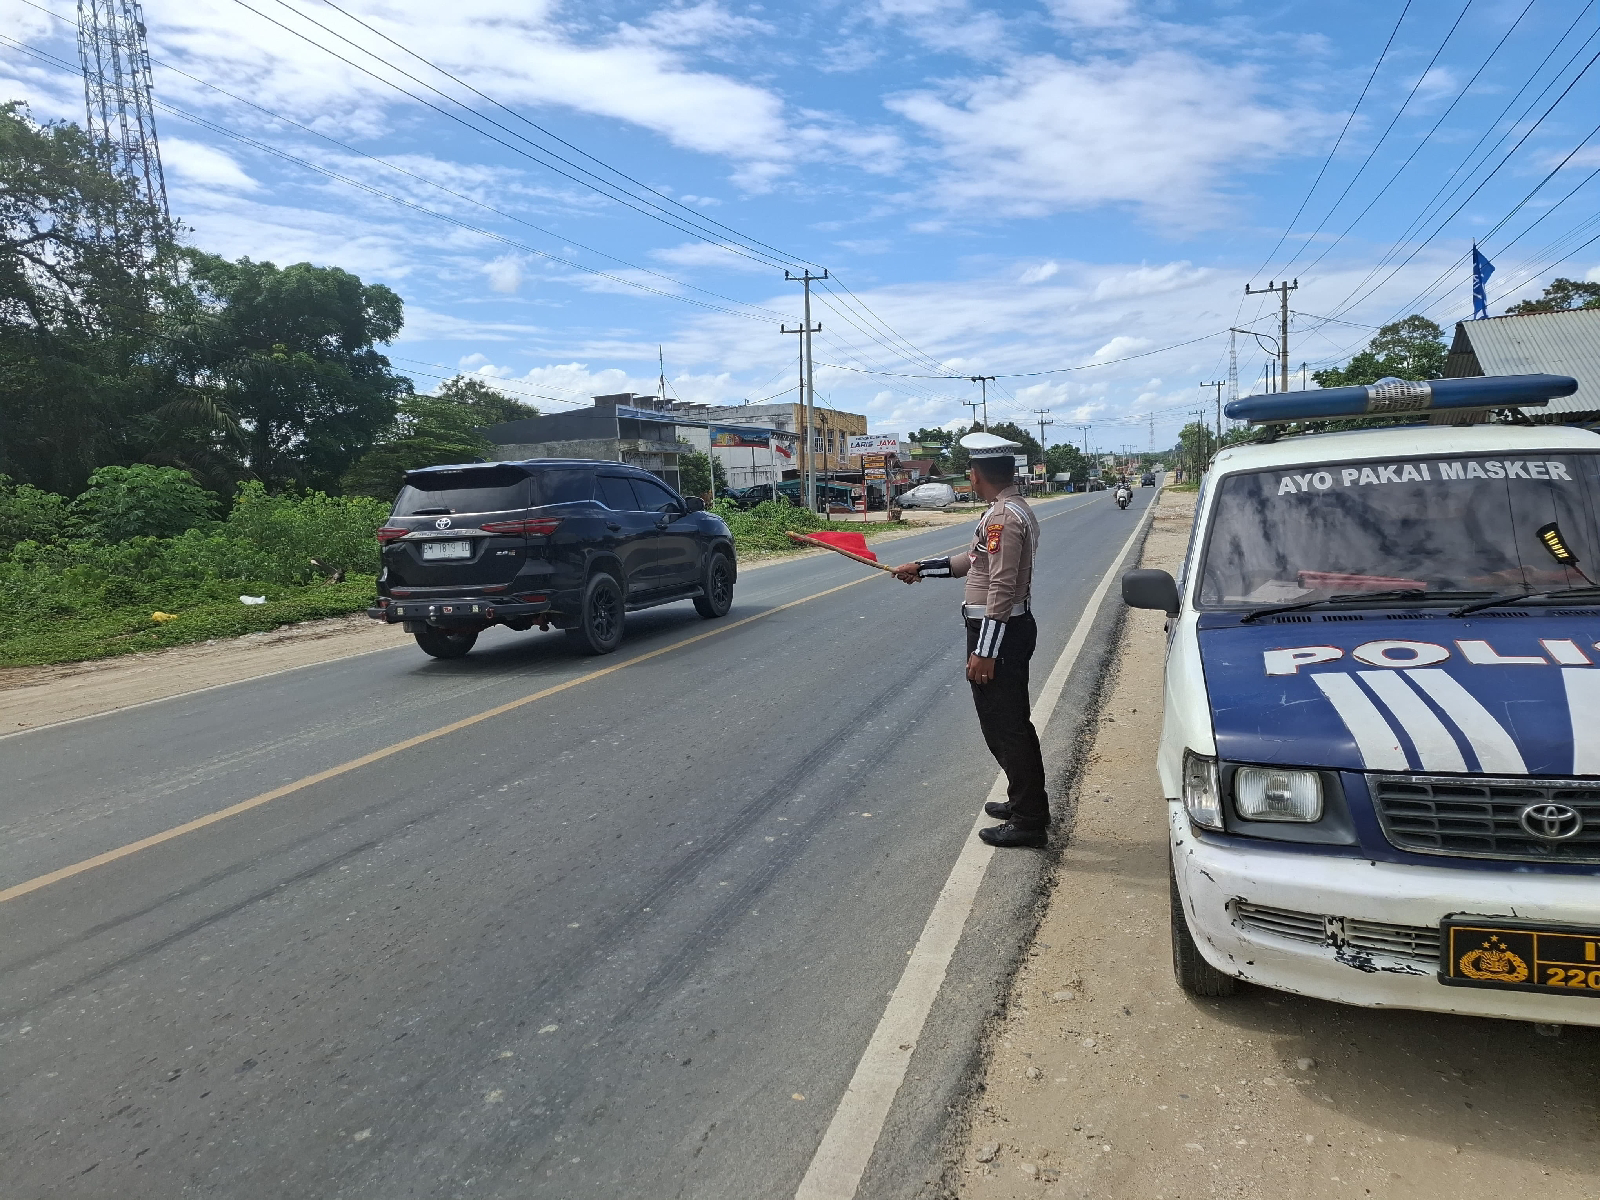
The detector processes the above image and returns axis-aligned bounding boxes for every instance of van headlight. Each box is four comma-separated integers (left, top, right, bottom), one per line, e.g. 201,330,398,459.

1234,767,1323,822
1181,751,1223,830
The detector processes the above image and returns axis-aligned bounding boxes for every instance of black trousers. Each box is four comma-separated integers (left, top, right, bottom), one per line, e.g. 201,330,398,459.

965,612,1049,829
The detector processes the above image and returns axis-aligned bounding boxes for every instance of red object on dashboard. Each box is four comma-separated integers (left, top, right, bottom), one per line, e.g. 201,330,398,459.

1298,571,1426,592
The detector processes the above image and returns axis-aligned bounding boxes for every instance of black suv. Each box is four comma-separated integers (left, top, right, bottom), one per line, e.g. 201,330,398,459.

369,460,736,659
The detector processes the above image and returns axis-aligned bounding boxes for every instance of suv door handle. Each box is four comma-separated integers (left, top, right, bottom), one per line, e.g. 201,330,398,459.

606,521,622,531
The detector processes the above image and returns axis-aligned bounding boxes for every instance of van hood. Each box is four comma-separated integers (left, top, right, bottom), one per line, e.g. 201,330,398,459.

1197,612,1600,776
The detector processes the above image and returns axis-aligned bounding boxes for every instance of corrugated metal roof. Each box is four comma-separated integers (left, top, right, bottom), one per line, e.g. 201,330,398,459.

1458,308,1600,414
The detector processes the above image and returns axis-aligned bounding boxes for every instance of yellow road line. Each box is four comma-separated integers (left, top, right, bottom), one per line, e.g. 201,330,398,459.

0,495,1106,906
0,574,875,907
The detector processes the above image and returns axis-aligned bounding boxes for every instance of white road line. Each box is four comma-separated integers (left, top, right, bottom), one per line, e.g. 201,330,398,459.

793,491,1161,1200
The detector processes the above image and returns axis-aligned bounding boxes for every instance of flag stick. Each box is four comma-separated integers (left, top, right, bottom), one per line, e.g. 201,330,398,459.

785,531,897,572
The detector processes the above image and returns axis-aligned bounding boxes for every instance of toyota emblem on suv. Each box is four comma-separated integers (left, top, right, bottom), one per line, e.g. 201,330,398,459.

1519,802,1583,840
435,517,452,529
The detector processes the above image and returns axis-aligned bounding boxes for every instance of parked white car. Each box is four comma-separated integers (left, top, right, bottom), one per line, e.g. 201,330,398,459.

897,482,957,509
1124,372,1600,1028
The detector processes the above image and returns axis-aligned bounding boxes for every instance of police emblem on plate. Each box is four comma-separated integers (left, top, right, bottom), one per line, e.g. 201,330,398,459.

1457,935,1529,983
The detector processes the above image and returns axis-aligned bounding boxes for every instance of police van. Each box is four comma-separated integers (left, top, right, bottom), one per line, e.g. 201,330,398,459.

1123,372,1600,1027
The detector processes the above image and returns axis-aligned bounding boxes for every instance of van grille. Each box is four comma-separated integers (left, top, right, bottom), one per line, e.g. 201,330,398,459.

1232,902,1438,964
1372,775,1600,864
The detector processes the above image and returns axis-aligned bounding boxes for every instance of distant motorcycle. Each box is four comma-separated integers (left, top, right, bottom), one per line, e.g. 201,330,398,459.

1114,486,1132,510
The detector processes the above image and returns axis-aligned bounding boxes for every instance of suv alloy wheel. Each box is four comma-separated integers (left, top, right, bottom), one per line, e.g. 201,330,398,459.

567,571,625,655
694,552,734,619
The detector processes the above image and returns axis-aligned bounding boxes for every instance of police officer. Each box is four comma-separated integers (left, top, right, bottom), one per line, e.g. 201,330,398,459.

891,433,1048,848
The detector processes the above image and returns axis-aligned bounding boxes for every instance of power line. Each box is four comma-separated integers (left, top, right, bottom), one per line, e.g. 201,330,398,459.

1278,0,1474,278
1253,0,1414,282
1295,0,1541,278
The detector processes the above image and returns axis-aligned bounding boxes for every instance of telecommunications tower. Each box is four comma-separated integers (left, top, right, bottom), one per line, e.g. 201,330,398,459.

77,0,170,243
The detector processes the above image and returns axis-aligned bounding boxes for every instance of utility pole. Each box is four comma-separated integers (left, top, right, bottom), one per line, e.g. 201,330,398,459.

1228,329,1239,406
1300,361,1308,391
1033,409,1053,490
969,376,996,429
961,399,981,429
783,269,826,511
657,345,666,404
1201,380,1225,440
1243,278,1298,393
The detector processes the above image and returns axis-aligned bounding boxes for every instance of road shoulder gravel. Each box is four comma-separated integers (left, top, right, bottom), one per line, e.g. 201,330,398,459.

952,490,1600,1199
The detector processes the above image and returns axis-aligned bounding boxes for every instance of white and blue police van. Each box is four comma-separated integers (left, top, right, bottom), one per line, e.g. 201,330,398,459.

1123,372,1600,1027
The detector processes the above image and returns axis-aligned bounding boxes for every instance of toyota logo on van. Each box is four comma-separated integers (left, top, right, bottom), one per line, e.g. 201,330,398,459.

435,517,452,529
1519,802,1583,841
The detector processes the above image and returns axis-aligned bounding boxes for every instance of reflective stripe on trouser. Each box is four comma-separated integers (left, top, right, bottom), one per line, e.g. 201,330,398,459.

965,612,1049,829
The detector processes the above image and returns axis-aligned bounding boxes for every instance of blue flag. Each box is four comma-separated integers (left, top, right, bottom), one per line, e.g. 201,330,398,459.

1472,243,1495,319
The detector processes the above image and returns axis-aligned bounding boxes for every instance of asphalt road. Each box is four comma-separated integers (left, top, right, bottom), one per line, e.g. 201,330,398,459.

0,487,1156,1200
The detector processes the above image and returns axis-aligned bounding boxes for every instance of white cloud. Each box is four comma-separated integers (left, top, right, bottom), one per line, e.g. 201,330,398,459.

161,137,258,191
651,241,771,272
887,51,1321,226
484,255,526,294
1043,0,1136,28
1019,260,1060,283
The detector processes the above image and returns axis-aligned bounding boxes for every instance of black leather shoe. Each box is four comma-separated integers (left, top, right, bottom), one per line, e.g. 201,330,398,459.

984,801,1013,820
978,822,1047,849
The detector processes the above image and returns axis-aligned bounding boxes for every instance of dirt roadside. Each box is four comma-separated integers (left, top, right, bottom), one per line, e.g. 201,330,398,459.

0,503,1011,734
954,489,1600,1199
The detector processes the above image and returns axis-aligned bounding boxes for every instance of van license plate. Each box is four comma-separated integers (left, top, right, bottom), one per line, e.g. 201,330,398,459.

422,540,471,560
1440,918,1600,997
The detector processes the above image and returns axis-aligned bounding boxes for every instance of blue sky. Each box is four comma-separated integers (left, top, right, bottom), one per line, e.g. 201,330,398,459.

6,0,1600,451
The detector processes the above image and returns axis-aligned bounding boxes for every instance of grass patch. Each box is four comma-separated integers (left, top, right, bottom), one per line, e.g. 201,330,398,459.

2,578,376,667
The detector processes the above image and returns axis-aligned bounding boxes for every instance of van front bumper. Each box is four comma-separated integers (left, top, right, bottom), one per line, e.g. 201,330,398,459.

1171,806,1600,1026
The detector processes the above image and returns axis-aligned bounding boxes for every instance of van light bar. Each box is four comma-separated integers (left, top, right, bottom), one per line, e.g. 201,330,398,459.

1224,373,1577,426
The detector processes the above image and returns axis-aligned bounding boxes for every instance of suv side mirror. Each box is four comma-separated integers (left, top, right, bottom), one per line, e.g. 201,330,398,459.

1122,568,1180,615
683,495,705,512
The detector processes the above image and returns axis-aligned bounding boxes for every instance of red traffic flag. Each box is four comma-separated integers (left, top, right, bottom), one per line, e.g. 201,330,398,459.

803,531,876,561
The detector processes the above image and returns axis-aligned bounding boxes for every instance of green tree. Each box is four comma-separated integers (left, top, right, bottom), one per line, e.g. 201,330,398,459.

1044,442,1089,480
434,374,537,426
1505,277,1600,315
1312,315,1447,388
341,378,537,499
0,473,67,551
167,252,410,492
677,443,727,497
0,102,178,493
69,464,218,541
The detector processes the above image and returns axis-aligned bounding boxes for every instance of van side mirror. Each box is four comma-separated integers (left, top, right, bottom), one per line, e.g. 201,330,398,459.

1122,568,1180,615
683,495,705,512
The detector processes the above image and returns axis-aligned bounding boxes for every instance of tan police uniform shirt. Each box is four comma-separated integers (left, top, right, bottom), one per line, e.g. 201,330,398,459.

926,485,1039,656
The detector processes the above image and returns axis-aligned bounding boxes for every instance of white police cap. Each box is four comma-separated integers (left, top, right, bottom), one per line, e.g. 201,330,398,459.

959,431,1022,458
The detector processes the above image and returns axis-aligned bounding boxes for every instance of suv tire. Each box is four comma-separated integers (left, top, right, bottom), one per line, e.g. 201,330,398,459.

693,551,734,619
567,571,625,655
415,627,478,659
1170,861,1238,997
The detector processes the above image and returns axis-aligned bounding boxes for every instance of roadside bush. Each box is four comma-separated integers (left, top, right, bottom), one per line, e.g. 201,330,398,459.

223,483,391,582
0,475,67,552
712,498,870,554
68,464,219,541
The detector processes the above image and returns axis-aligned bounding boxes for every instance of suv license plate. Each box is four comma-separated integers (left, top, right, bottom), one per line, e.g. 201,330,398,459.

422,540,472,560
1440,917,1600,997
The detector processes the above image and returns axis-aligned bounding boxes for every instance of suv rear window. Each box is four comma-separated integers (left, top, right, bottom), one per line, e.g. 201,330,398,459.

395,466,593,515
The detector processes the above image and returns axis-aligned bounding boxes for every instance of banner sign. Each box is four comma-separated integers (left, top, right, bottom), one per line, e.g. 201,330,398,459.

710,426,771,449
849,433,901,456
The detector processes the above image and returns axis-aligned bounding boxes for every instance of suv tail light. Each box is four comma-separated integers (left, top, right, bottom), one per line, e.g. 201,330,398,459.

377,526,408,543
481,517,563,536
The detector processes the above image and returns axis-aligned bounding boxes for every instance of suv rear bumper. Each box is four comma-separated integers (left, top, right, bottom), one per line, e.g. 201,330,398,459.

369,597,551,627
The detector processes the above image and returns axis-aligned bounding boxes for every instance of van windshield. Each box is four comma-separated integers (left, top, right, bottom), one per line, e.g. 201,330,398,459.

394,466,593,515
1196,451,1600,608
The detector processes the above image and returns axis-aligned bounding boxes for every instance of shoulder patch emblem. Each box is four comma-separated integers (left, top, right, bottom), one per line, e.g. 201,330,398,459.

985,523,1004,554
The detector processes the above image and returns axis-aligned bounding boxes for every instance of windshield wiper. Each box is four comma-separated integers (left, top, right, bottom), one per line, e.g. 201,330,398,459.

1449,585,1600,618
1241,588,1443,623
1239,589,1497,623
